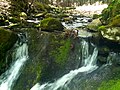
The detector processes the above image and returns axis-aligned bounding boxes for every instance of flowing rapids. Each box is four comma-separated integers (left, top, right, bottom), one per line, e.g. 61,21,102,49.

31,39,98,90
0,35,28,90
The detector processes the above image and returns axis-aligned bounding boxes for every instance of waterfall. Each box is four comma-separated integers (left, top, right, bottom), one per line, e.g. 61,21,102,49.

30,39,98,90
0,34,28,90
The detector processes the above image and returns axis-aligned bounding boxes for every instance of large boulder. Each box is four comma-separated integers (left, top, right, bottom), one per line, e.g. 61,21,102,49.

0,27,18,74
12,28,81,90
40,17,64,32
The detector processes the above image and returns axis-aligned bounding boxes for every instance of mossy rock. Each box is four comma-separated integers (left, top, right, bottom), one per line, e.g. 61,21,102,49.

87,18,102,32
40,17,64,32
100,27,120,43
0,27,18,74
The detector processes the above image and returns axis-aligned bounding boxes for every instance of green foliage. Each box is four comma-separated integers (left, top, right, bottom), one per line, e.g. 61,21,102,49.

101,0,120,25
40,17,64,32
98,79,120,90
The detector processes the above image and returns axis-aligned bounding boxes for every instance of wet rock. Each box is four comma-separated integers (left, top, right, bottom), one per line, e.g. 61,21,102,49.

98,56,107,64
0,27,18,75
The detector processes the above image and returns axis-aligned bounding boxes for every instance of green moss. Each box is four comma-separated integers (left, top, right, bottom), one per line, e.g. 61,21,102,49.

98,79,120,90
40,17,64,32
98,26,106,31
49,35,71,66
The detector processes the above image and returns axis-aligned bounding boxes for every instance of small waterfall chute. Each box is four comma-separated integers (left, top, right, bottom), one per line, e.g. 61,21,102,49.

0,33,28,90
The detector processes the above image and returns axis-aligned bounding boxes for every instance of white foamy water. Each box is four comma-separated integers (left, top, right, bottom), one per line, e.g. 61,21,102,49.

31,40,98,90
0,43,28,90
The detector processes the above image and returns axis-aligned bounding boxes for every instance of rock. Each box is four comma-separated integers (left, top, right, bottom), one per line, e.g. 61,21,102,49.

13,28,81,90
98,56,107,64
100,27,120,43
87,18,102,32
40,17,64,32
0,27,18,75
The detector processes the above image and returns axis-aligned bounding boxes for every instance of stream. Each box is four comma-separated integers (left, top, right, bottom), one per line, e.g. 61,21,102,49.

0,13,119,90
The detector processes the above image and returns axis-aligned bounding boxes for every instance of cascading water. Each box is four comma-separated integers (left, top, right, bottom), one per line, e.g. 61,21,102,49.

0,33,28,90
31,39,98,90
